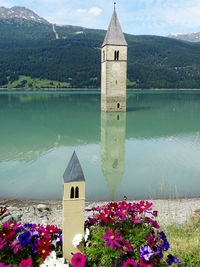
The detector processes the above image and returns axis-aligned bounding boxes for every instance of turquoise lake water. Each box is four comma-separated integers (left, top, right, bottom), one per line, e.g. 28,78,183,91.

0,90,200,201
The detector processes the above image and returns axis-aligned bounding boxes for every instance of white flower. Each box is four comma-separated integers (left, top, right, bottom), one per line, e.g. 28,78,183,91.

72,233,83,248
85,228,90,242
40,251,69,267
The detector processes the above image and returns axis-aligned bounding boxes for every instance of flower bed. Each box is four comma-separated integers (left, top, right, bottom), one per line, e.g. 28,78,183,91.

0,201,181,266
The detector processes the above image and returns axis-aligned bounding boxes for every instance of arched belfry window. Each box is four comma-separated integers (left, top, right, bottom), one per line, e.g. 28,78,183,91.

75,187,79,198
114,50,119,61
70,187,75,198
117,103,120,109
103,51,105,61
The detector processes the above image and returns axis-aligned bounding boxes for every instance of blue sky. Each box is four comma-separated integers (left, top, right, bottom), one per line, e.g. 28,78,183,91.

1,0,200,36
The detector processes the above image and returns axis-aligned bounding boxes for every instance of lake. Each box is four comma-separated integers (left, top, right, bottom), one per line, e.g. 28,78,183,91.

0,90,200,201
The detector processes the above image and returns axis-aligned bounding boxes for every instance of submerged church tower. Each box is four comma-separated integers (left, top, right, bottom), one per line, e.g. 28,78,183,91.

101,4,128,112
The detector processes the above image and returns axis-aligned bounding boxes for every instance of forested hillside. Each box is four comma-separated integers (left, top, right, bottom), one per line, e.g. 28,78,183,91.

1,17,200,88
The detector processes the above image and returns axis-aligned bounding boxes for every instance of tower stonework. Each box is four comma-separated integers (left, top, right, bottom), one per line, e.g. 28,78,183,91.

101,7,128,112
62,152,85,263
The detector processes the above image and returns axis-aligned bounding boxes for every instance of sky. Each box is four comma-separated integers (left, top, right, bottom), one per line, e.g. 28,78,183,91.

1,0,200,36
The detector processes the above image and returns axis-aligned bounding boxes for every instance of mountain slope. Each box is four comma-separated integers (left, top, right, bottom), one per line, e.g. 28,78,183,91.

1,7,200,88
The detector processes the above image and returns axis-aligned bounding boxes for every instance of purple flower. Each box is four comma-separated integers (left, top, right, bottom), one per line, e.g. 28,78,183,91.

159,231,166,239
167,254,181,265
18,231,30,246
155,247,163,259
140,246,154,261
159,232,170,251
162,238,170,251
56,235,62,249
23,223,33,228
116,259,121,267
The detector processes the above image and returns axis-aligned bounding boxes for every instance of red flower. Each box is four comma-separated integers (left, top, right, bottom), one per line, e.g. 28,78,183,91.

139,258,154,267
46,225,59,234
146,236,156,247
0,229,15,240
18,258,32,267
99,208,112,222
71,253,86,267
35,238,52,260
107,202,118,211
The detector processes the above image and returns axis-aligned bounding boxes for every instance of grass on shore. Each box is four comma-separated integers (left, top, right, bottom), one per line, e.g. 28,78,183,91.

164,219,200,266
3,75,71,89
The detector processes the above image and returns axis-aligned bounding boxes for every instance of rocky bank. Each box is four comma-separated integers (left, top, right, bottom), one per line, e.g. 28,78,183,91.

0,198,200,226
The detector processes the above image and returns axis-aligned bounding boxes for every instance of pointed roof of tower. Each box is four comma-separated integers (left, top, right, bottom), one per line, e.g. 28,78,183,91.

63,151,85,183
102,7,127,47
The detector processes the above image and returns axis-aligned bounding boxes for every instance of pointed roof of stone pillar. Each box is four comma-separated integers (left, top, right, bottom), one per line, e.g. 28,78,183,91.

102,6,127,47
63,151,85,183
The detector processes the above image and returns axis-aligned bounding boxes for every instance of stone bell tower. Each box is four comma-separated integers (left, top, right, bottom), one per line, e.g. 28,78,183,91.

101,4,128,112
62,151,85,263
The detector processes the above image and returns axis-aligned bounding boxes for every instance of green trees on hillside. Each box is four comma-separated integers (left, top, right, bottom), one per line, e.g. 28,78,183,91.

1,20,200,88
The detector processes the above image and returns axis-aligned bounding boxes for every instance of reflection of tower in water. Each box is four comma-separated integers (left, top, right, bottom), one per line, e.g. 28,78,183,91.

101,112,126,200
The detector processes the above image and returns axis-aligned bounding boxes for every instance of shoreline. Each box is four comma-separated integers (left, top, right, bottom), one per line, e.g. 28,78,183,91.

1,88,200,91
1,198,200,227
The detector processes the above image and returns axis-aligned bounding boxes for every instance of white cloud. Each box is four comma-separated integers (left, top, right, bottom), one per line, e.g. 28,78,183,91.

42,0,64,3
76,9,87,14
76,6,102,17
0,0,12,7
88,7,102,16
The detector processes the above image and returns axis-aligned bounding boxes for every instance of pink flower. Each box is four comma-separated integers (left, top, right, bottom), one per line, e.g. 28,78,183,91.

153,210,158,217
120,240,133,254
101,229,123,250
131,215,142,224
137,201,152,214
139,258,153,267
71,253,86,267
0,263,11,267
18,258,32,267
0,238,6,250
123,258,138,267
10,239,23,254
117,204,130,222
3,220,21,230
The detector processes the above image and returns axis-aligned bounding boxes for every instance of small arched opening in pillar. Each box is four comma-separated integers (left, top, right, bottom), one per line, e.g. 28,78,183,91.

70,187,74,198
117,102,121,109
75,187,79,198
103,51,105,61
114,50,119,61
117,114,120,120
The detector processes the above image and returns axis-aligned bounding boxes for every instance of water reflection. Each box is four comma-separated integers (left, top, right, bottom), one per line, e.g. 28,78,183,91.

0,91,200,200
101,112,126,200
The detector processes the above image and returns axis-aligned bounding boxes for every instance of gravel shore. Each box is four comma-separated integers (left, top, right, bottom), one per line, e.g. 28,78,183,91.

0,198,200,226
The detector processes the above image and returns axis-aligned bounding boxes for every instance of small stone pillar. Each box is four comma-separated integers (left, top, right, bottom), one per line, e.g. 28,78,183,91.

62,151,85,263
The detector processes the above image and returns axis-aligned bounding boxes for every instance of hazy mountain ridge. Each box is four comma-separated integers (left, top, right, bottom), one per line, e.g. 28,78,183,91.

0,6,49,24
168,32,200,43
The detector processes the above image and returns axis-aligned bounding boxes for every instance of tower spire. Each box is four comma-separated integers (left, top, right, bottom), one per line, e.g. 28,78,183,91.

114,1,116,10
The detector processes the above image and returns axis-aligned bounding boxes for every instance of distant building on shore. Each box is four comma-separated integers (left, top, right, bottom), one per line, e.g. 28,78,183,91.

101,4,128,112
